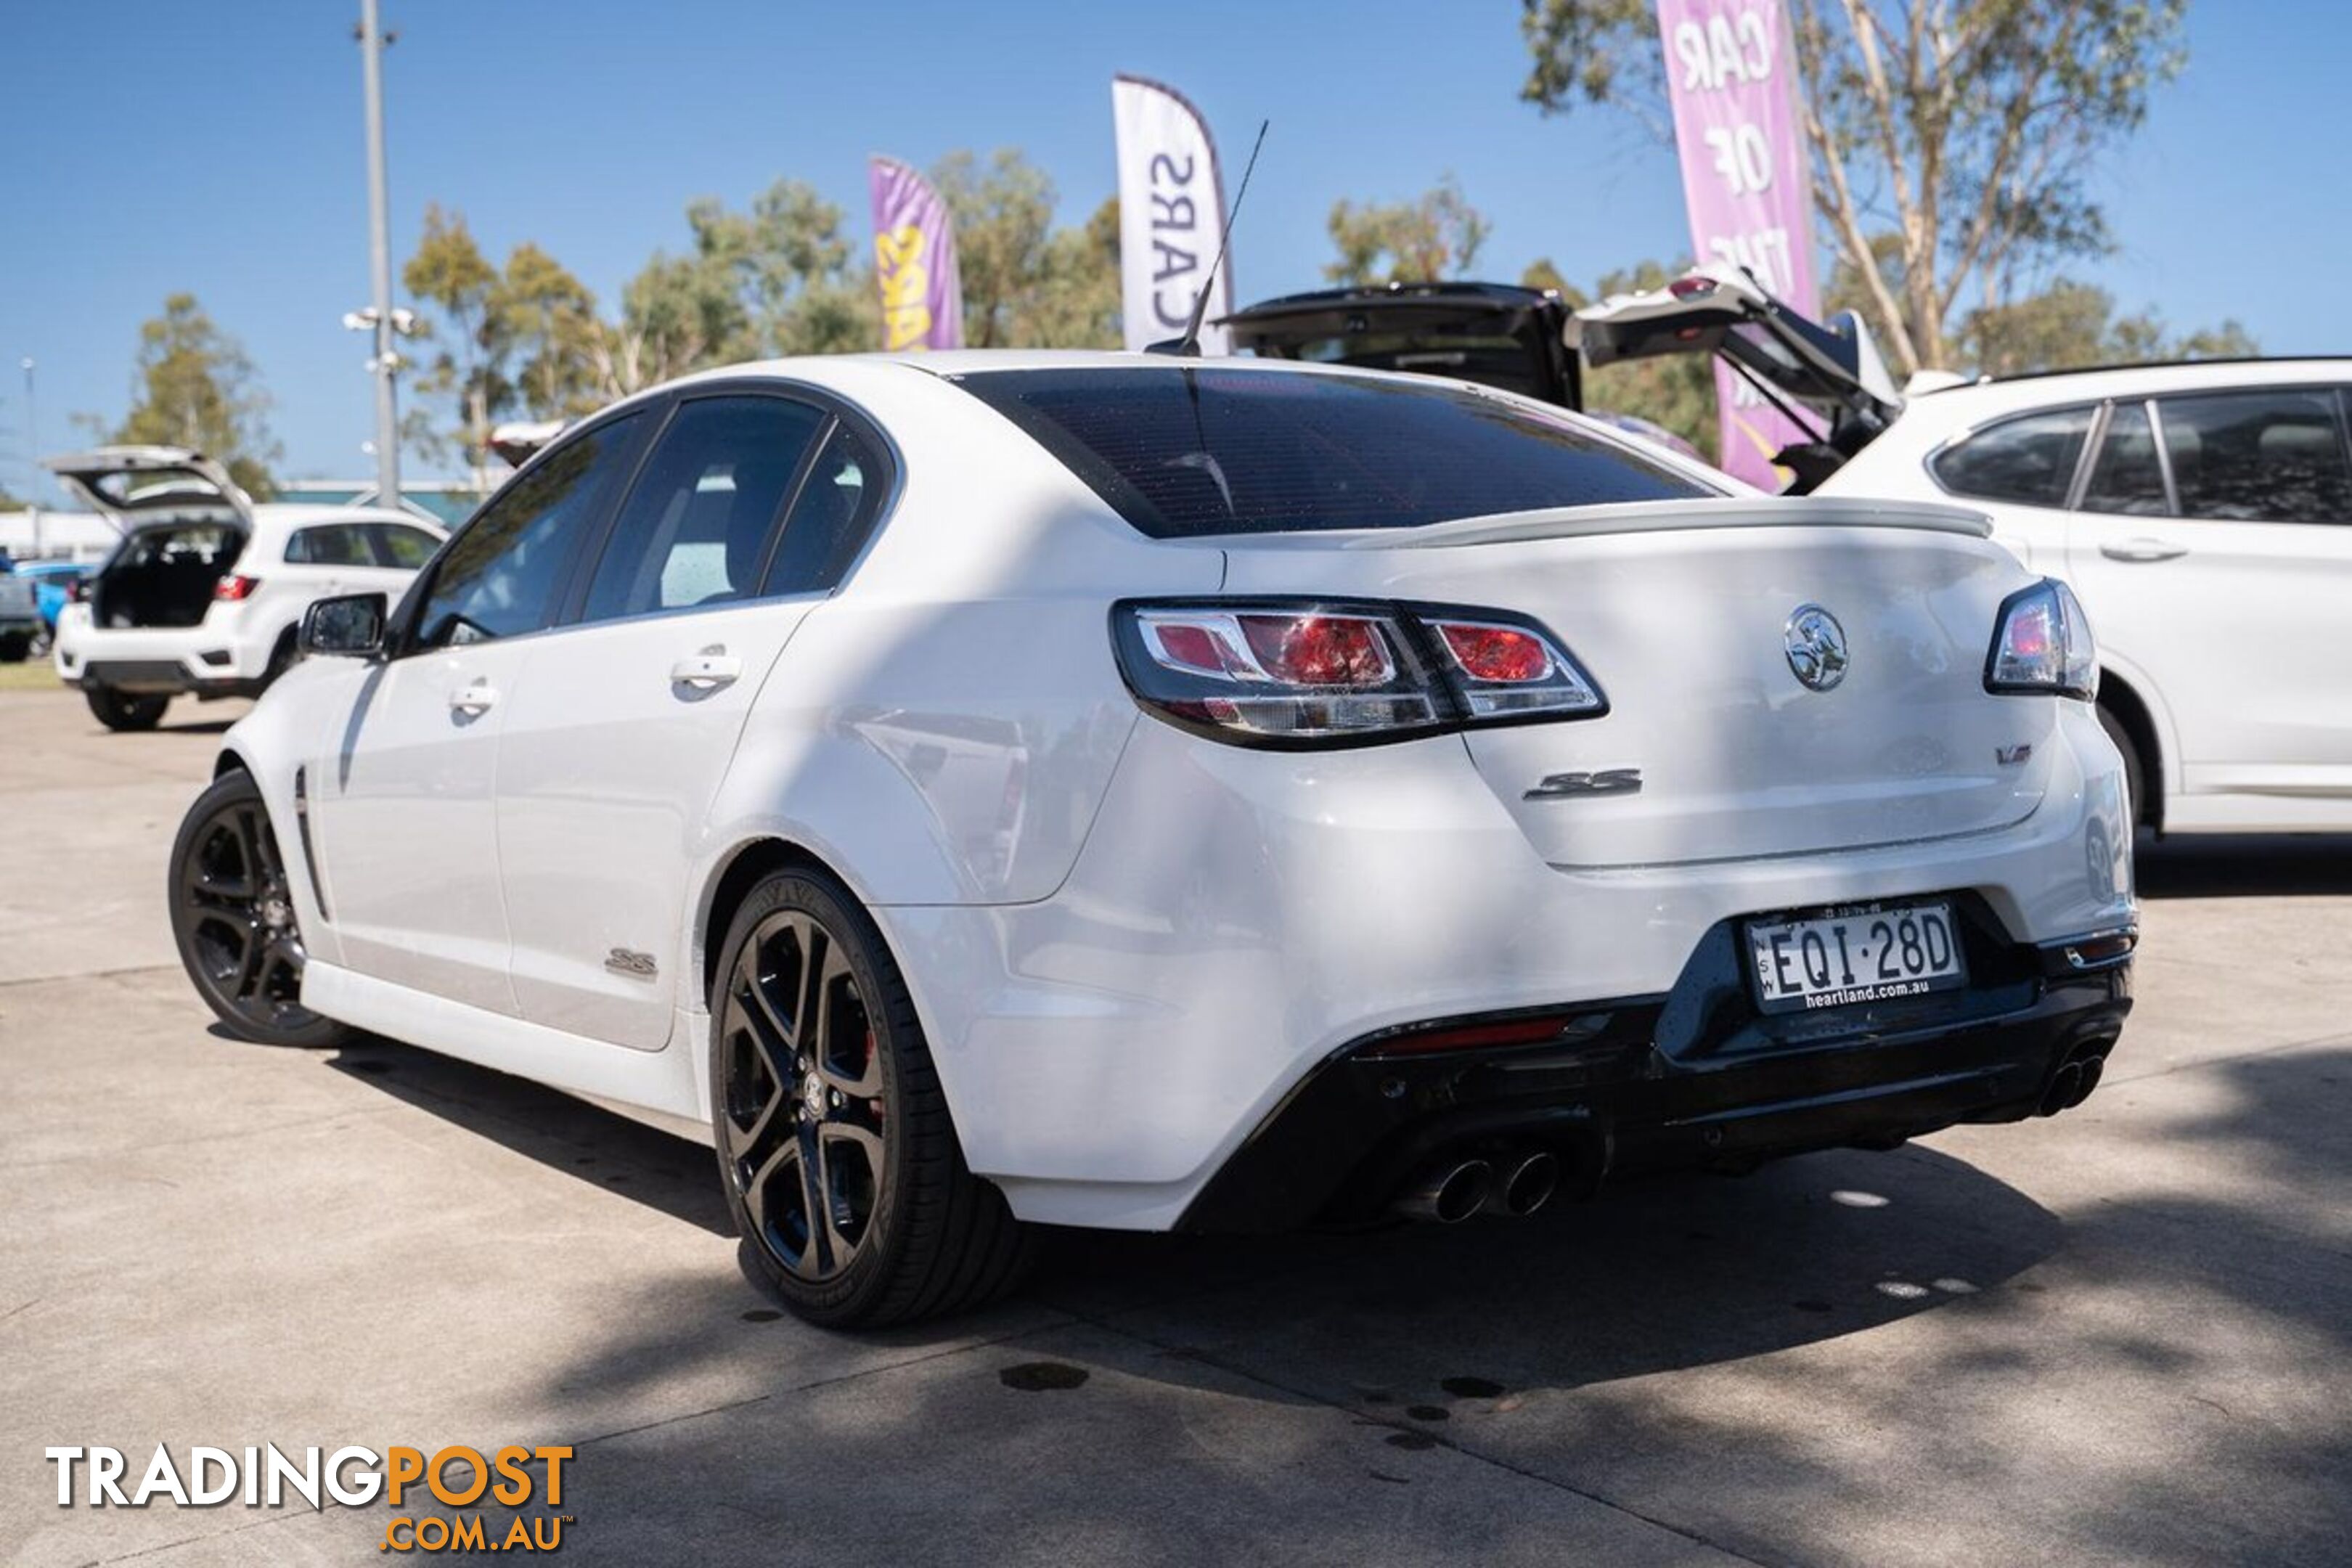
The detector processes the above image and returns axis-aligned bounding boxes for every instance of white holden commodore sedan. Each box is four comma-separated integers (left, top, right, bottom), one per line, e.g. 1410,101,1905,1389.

170,353,2136,1326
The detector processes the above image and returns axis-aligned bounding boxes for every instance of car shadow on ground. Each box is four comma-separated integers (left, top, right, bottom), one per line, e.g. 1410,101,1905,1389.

508,1044,2352,1566
2136,831,2352,899
319,1033,732,1236
285,1007,2352,1562
310,1016,2067,1377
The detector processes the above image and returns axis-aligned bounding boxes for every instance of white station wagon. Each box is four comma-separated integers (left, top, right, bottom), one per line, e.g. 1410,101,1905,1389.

170,354,2136,1325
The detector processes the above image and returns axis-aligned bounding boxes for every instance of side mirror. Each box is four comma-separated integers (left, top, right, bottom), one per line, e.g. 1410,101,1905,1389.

300,592,388,658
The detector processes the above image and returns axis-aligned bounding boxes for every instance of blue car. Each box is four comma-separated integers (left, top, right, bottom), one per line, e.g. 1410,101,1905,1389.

9,560,94,651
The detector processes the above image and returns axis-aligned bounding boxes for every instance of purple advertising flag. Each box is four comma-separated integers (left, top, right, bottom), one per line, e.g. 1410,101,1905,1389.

867,156,964,352
1655,1,1820,488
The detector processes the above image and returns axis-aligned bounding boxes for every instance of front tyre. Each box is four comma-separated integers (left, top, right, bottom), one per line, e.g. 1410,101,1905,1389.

0,630,29,663
86,685,170,732
710,868,1033,1328
168,770,352,1048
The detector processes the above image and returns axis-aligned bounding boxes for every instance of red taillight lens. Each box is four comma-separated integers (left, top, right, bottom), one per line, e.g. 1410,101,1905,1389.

214,575,261,602
1435,622,1553,683
1667,274,1717,300
1115,601,1605,746
1237,613,1394,687
1985,579,2095,700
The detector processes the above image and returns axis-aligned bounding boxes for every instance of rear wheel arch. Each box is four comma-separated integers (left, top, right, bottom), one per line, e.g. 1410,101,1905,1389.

699,837,842,1005
2096,671,2161,830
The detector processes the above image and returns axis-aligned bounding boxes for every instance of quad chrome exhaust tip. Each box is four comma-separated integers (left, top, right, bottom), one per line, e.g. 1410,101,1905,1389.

1498,1150,1561,1217
1391,1158,1495,1224
1391,1148,1567,1223
2038,1048,2110,1116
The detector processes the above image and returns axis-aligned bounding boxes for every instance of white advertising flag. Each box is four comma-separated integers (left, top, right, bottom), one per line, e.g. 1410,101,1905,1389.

1112,73,1231,354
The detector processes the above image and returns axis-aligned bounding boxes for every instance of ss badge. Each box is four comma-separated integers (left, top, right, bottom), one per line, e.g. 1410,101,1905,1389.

604,947,659,980
1524,767,1643,800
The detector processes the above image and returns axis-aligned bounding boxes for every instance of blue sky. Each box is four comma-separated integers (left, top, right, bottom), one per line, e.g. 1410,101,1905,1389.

1,0,2340,488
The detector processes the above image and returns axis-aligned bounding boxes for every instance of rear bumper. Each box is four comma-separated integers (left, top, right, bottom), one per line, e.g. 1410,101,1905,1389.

880,704,2136,1233
1178,925,2132,1232
62,656,261,698
54,603,279,693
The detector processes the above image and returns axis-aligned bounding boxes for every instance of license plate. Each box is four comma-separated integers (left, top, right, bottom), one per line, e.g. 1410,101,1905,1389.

1745,901,1966,1015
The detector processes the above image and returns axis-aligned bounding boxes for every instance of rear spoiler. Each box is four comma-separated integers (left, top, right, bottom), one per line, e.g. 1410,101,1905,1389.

1196,496,1993,552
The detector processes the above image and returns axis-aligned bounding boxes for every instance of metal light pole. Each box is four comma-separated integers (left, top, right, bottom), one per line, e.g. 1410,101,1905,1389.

357,0,400,508
20,358,38,555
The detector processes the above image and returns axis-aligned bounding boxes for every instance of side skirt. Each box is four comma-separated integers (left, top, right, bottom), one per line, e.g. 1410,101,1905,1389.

301,962,708,1126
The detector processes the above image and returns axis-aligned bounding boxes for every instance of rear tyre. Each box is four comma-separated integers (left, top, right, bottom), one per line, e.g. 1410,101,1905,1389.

168,770,352,1048
0,631,28,663
86,685,170,732
710,867,1034,1328
2096,703,2147,830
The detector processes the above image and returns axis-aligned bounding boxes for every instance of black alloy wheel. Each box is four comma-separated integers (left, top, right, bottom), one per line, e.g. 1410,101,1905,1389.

719,907,889,1283
711,869,1033,1326
168,771,351,1048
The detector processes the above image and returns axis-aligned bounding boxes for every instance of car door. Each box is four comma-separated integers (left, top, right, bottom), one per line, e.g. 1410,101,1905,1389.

2067,385,2352,799
495,391,884,1049
311,412,650,1014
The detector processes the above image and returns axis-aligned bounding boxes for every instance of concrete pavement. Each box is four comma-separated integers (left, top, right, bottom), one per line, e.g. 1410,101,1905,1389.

1,684,2346,1566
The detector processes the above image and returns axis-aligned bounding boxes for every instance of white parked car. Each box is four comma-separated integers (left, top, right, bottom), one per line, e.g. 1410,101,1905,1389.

168,354,2136,1326
1578,264,2352,834
46,446,446,730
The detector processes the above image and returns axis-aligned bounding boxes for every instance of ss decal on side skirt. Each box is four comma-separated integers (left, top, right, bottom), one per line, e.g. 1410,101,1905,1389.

1524,767,1643,800
604,948,659,980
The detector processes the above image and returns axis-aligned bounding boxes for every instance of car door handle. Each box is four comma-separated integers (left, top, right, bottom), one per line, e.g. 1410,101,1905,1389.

671,649,742,690
448,682,498,716
2099,539,2189,563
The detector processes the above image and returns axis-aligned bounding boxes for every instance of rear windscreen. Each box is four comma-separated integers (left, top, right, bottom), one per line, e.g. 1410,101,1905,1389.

953,367,1713,538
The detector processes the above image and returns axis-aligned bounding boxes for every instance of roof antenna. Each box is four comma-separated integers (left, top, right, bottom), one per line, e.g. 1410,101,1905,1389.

1149,118,1268,357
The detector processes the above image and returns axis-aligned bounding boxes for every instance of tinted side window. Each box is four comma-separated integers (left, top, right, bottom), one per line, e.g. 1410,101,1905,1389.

366,523,440,568
2080,402,2168,516
1930,407,2092,507
285,526,368,565
412,415,642,648
2158,389,2352,523
580,397,826,624
765,423,883,595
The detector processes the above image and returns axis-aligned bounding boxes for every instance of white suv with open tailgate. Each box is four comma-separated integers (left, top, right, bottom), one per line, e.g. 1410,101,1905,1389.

1579,266,2352,834
47,447,445,730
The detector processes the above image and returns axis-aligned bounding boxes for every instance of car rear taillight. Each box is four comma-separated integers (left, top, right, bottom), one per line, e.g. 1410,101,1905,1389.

214,575,261,602
1985,579,2096,701
1667,274,1717,300
1113,600,1604,747
1425,616,1601,718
